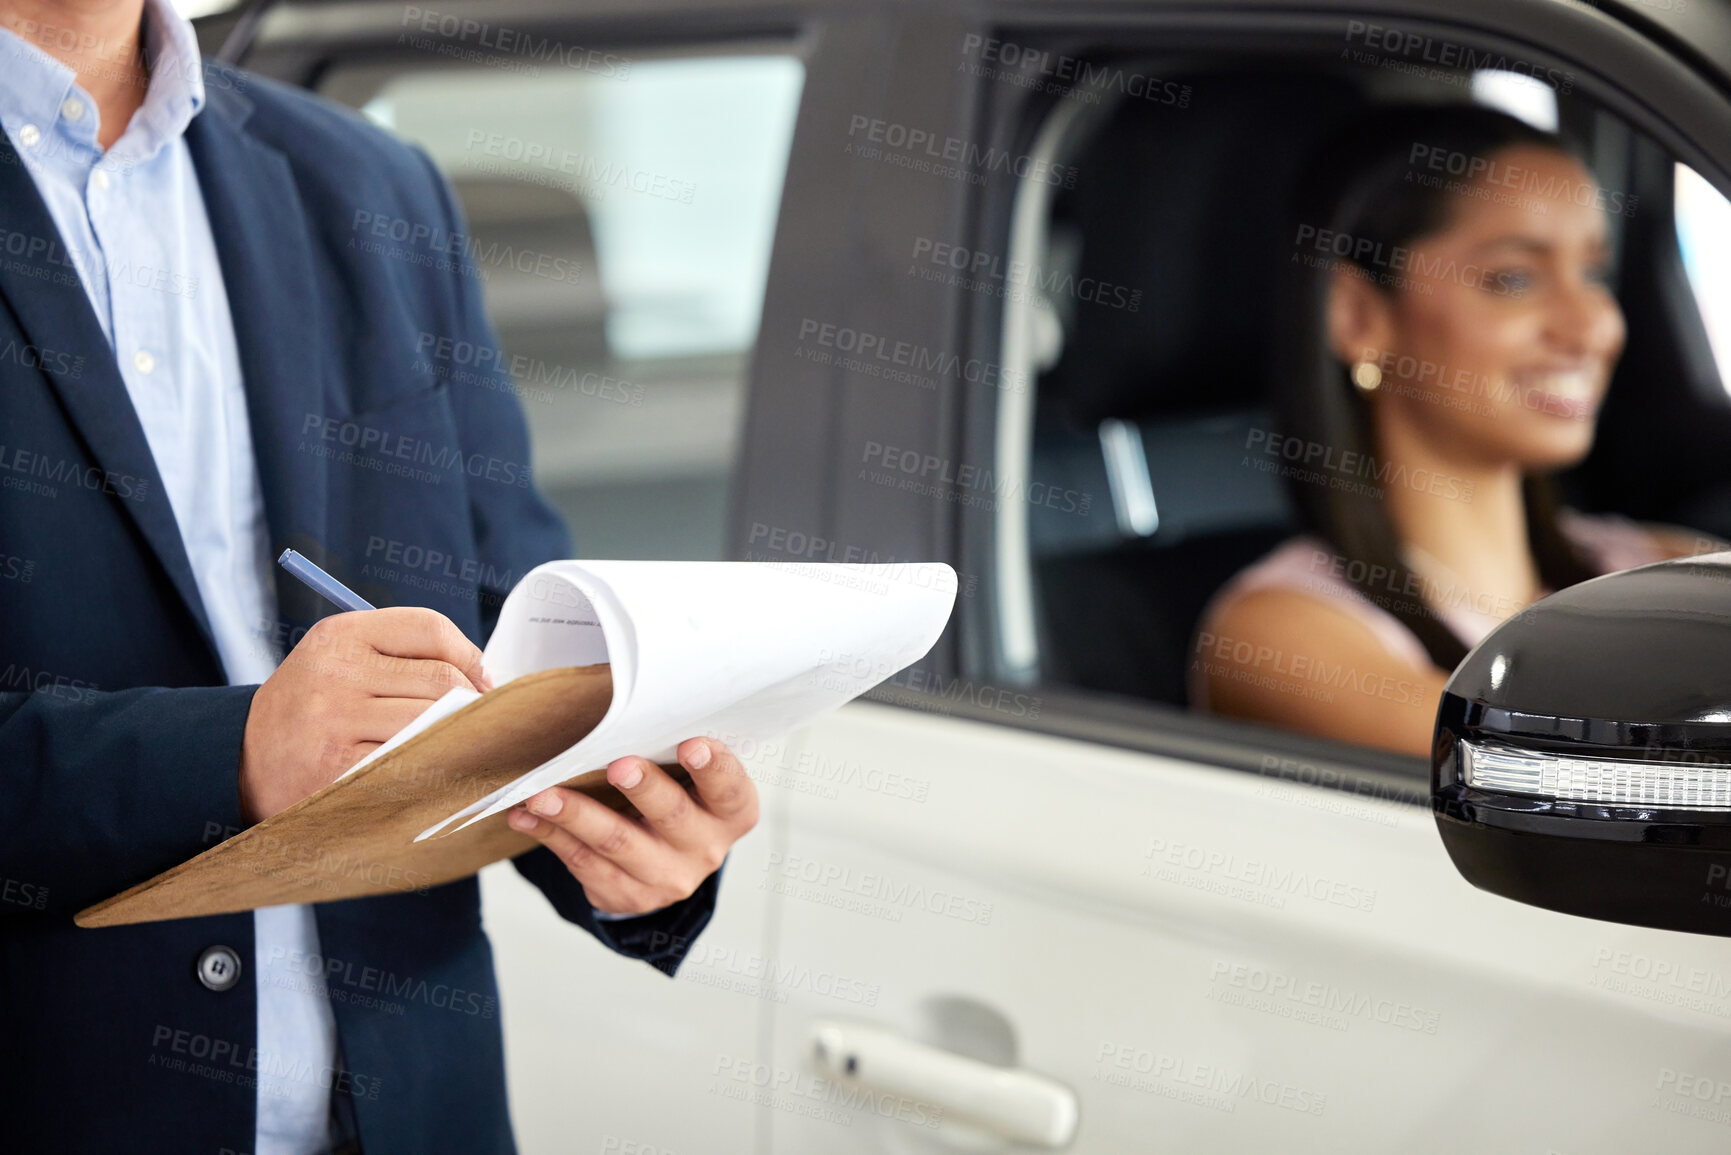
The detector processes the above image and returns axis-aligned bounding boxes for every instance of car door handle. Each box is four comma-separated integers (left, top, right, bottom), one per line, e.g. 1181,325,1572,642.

809,1020,1079,1148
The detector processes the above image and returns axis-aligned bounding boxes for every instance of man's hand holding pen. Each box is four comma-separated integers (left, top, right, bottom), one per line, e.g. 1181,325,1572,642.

246,552,757,913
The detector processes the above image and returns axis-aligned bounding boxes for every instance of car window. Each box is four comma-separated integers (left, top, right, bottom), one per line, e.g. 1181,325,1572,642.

964,38,1726,763
1674,162,1731,391
326,53,803,559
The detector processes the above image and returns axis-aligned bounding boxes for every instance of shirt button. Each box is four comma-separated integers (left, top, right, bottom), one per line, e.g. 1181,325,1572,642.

61,98,84,122
132,349,155,374
196,945,242,992
92,170,109,191
17,124,39,148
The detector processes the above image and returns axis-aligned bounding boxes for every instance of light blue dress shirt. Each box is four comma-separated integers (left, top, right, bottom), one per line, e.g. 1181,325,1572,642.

0,2,338,1151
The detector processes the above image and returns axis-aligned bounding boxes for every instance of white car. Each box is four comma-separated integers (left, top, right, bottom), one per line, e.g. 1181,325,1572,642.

226,0,1731,1148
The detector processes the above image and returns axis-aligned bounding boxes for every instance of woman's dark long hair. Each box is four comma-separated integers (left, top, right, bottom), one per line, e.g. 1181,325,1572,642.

1276,104,1603,672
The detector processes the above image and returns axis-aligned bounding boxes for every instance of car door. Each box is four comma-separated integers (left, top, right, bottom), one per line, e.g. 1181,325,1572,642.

732,0,1731,1151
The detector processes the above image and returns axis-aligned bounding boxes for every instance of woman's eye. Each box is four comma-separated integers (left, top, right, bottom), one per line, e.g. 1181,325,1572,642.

1495,268,1535,295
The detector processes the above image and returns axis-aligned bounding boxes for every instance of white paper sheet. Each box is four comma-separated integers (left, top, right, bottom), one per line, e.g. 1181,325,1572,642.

393,559,957,840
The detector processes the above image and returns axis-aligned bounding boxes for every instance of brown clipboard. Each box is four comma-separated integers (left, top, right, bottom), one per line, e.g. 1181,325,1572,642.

76,664,638,928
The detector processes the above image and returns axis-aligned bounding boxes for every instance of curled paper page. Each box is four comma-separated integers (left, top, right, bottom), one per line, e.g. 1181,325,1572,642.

415,559,958,841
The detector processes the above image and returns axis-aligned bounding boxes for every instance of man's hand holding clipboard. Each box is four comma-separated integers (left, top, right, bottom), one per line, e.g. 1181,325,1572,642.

252,549,759,919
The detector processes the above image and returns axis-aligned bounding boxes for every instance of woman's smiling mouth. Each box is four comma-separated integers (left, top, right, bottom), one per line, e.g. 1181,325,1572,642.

1516,366,1602,420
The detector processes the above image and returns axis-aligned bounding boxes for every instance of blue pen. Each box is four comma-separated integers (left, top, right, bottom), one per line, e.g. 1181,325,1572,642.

277,548,375,613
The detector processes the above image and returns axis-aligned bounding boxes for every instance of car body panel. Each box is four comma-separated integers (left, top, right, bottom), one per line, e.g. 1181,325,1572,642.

769,705,1731,1150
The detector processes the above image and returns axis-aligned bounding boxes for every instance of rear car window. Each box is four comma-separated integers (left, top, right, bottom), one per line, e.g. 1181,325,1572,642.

328,53,804,559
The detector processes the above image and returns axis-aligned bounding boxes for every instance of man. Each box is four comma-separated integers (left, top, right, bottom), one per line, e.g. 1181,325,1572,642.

0,0,758,1151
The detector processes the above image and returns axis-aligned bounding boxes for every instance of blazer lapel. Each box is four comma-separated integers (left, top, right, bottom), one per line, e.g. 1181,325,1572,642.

185,80,330,629
0,133,219,657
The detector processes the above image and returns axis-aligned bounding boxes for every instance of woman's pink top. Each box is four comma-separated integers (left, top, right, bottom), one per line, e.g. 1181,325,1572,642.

1189,511,1672,711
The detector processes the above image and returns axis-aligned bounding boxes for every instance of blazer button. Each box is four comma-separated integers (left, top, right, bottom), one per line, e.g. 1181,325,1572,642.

196,945,242,992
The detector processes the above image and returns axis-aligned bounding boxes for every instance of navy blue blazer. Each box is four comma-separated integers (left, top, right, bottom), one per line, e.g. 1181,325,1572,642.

0,62,716,1154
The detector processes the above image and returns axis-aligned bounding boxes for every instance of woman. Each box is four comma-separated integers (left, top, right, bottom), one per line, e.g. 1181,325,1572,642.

1190,104,1712,756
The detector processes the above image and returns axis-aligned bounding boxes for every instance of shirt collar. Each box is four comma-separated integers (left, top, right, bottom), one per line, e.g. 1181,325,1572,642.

0,0,204,166
0,26,77,152
127,0,206,159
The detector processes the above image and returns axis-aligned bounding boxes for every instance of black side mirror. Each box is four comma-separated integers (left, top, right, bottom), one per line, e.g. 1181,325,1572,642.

1433,553,1731,935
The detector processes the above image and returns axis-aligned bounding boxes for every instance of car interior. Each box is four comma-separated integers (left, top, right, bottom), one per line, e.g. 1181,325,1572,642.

1020,50,1731,714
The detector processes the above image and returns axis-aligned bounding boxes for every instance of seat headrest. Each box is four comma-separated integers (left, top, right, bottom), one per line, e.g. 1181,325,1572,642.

1042,70,1367,428
448,175,607,346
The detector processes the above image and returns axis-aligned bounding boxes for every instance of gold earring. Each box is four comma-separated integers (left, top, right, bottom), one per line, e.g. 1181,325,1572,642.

1352,361,1382,392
